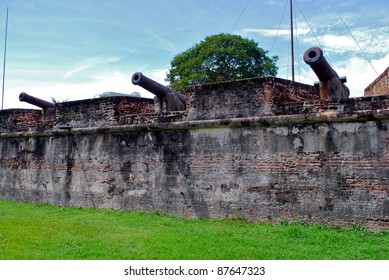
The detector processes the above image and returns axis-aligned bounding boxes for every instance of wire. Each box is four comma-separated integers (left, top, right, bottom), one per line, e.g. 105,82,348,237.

294,0,334,67
329,1,379,76
286,38,290,79
269,0,289,56
1,7,9,111
230,0,251,33
293,0,301,81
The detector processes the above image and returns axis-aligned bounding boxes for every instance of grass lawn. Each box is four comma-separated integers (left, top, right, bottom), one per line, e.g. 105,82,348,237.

0,199,388,260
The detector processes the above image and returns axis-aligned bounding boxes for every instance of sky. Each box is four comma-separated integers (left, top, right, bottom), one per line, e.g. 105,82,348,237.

0,0,388,109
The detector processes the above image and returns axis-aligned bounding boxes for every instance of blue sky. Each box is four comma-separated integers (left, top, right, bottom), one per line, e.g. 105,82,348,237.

0,0,388,109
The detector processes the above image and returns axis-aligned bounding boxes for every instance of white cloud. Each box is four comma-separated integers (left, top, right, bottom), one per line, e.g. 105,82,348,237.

265,0,285,7
243,26,311,38
64,65,92,79
4,68,173,109
301,26,389,56
350,27,389,55
64,57,120,79
290,52,389,98
313,34,356,53
148,32,178,54
339,53,389,97
150,69,169,85
244,24,389,57
242,2,389,59
4,72,130,109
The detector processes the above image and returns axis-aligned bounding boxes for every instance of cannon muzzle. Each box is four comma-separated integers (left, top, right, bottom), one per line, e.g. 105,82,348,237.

132,72,186,111
19,92,56,109
304,47,337,82
303,47,349,100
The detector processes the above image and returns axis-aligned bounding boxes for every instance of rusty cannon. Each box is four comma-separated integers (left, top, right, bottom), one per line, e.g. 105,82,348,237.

19,92,56,109
131,72,186,112
303,47,349,100
19,92,56,120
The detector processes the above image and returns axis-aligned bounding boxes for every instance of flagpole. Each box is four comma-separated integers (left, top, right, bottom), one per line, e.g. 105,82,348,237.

290,0,295,82
1,7,9,110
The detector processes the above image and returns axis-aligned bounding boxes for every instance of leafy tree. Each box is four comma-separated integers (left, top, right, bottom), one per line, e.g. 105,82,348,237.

166,33,278,93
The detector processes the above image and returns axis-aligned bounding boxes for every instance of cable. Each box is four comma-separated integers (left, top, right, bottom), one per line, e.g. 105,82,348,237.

286,42,290,79
329,1,379,76
230,0,251,33
1,7,9,110
269,0,289,55
294,0,334,67
293,0,301,81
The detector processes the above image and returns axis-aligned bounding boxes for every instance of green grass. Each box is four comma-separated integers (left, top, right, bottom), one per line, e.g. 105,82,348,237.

0,199,388,260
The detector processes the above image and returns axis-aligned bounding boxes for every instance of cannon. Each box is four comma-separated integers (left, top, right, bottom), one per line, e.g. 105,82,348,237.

132,72,186,112
19,92,56,109
303,47,349,100
19,92,56,120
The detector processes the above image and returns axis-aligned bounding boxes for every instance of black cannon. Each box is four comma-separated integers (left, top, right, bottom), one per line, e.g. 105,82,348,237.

303,47,349,100
131,72,186,112
19,92,56,109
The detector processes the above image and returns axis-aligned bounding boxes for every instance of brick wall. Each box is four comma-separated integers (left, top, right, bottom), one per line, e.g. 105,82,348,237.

186,77,319,120
55,96,155,128
1,78,389,229
365,66,389,96
0,109,44,133
0,96,156,134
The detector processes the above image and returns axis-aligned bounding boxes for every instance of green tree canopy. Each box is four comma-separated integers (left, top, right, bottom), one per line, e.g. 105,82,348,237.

166,33,278,93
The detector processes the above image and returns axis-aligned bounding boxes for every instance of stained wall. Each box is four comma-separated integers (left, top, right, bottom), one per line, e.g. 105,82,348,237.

1,78,389,229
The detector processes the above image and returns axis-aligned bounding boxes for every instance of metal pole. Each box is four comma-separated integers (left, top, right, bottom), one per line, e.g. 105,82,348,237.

290,0,295,82
1,7,9,110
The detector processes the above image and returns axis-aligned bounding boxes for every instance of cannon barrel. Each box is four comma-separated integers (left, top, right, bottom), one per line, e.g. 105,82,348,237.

303,47,349,99
303,47,337,81
131,72,186,106
19,92,56,109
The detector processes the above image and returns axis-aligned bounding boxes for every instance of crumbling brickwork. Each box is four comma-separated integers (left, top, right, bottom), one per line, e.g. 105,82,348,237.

1,78,389,230
55,96,155,128
365,66,389,96
0,109,43,133
186,77,319,120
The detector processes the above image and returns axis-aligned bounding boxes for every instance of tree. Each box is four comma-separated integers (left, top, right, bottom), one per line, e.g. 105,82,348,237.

166,33,278,93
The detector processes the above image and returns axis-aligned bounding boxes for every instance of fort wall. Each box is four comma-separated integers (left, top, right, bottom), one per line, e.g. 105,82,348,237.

1,77,389,229
365,66,389,97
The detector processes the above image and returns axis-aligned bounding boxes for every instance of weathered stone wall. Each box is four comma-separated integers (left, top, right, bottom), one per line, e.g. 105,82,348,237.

1,78,389,230
365,66,389,96
55,96,155,128
186,77,319,120
0,109,44,133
